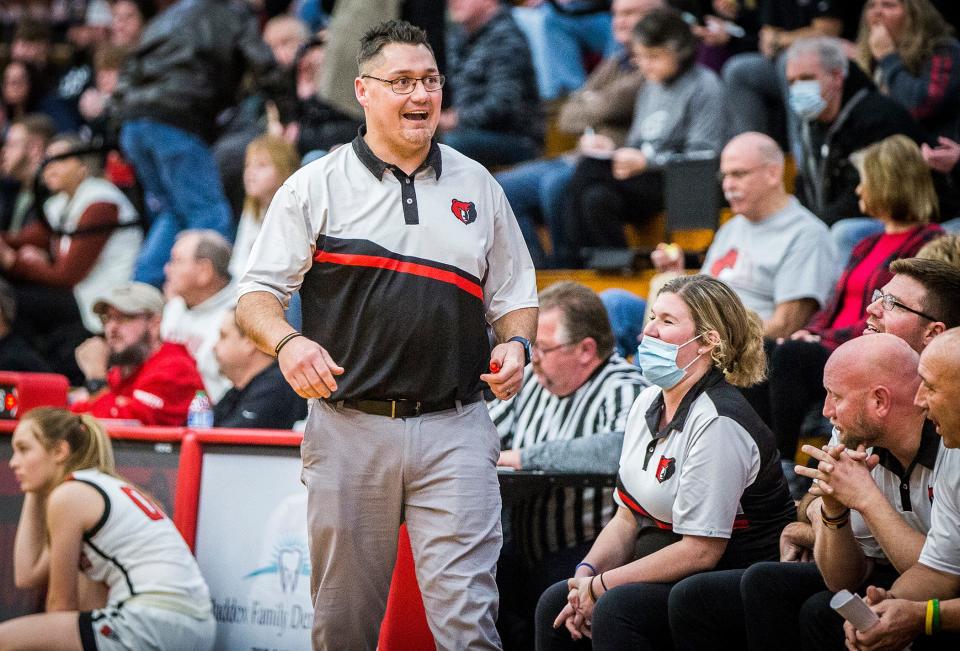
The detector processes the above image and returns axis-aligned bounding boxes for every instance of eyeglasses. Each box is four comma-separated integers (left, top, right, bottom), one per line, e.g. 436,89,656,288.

870,289,939,322
716,166,763,183
361,74,445,95
532,341,574,357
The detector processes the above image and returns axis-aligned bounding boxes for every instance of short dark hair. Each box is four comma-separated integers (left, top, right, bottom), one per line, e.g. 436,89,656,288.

357,19,434,72
538,281,615,359
47,134,103,176
633,7,697,73
889,257,960,328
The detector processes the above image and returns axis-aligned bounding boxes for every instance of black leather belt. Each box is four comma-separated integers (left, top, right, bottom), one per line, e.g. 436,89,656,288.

342,394,480,419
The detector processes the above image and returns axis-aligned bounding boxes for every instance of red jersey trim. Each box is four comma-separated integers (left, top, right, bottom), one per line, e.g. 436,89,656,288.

314,250,484,300
615,486,673,531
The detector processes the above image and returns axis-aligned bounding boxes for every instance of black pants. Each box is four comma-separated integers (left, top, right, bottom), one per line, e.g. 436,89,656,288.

554,157,664,268
535,578,674,650
767,339,831,459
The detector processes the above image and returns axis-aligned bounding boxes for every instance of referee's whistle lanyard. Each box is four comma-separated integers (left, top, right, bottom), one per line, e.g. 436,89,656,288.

636,333,705,390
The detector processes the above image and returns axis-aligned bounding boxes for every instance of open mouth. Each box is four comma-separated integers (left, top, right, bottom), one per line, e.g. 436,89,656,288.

403,111,429,121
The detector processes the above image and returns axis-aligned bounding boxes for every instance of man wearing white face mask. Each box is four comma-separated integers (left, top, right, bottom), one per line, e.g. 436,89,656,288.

784,37,927,233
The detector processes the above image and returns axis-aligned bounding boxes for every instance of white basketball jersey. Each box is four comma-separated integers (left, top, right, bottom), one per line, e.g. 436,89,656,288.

69,469,210,606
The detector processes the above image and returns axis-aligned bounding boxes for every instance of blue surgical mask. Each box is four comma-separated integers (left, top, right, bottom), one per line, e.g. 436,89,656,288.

636,334,705,389
789,80,827,121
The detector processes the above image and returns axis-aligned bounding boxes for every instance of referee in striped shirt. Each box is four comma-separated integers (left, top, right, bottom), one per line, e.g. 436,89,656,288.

488,281,648,646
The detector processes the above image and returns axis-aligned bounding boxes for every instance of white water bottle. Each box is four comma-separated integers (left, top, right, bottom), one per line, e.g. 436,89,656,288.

187,390,214,428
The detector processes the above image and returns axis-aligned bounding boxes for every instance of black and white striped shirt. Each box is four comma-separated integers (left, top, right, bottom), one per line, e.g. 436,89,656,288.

489,355,648,558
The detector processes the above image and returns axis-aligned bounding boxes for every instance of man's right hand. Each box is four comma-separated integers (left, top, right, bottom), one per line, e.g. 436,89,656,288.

651,243,684,273
75,337,110,381
277,335,344,399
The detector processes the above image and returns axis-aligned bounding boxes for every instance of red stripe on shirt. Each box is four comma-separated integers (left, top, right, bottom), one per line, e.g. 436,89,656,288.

615,487,673,531
313,251,483,300
914,55,951,120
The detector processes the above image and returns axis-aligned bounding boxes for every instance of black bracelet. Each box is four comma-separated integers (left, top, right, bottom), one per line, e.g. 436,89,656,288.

274,332,302,356
820,505,851,529
599,572,608,592
84,378,107,394
588,575,598,602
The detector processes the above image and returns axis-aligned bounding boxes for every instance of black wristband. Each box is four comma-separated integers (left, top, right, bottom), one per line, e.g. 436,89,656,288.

84,378,107,394
274,332,302,356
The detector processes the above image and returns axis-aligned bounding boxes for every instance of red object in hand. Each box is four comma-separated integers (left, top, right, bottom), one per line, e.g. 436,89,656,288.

489,361,501,373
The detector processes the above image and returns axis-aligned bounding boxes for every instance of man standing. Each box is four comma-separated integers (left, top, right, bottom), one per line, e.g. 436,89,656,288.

236,20,538,651
161,230,236,402
71,281,205,425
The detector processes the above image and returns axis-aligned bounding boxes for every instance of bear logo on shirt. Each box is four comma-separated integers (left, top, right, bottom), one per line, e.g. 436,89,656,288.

656,456,676,483
451,199,477,225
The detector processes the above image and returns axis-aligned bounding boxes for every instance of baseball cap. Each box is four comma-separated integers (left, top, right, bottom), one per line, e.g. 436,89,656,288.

92,282,165,316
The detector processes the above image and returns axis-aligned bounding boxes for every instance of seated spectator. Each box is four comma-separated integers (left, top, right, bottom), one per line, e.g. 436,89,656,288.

0,134,142,382
535,275,794,649
440,0,544,167
213,13,308,217
917,231,960,264
496,0,655,268
760,134,943,461
854,0,960,142
670,334,938,651
0,113,55,233
0,277,51,372
843,327,960,649
71,282,205,425
512,0,616,101
3,61,43,125
230,136,300,279
77,44,129,142
0,407,215,650
554,7,726,268
722,0,858,151
161,230,236,402
656,132,837,339
784,36,932,259
212,308,307,429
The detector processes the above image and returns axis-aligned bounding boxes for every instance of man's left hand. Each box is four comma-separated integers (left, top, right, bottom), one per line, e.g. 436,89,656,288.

497,449,522,470
798,443,879,512
481,341,525,401
844,586,923,651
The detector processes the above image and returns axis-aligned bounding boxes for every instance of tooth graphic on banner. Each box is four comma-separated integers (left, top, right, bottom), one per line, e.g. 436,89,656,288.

278,547,303,594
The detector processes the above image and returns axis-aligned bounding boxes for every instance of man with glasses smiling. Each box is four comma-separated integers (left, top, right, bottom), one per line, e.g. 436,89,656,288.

864,257,960,353
70,281,205,426
237,19,537,650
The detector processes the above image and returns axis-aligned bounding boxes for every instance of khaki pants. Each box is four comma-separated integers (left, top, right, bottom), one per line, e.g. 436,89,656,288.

301,399,503,651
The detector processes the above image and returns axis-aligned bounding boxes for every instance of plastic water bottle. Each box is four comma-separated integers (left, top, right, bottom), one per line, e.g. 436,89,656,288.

187,390,214,428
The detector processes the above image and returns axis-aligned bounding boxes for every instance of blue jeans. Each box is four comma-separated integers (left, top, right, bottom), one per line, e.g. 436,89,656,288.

443,128,540,168
830,217,884,269
496,157,575,267
514,3,615,100
121,119,234,287
599,288,646,359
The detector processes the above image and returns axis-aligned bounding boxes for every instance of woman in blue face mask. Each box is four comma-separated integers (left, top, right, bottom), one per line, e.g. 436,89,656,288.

535,274,795,650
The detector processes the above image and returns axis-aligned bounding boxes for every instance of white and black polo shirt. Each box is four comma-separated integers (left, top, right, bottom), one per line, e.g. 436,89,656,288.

827,423,939,561
615,368,795,568
238,129,538,402
919,446,960,576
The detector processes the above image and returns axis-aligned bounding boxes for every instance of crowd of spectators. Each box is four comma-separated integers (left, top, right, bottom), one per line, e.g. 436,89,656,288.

3,1,960,649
